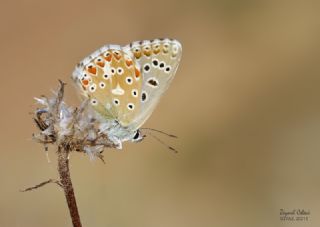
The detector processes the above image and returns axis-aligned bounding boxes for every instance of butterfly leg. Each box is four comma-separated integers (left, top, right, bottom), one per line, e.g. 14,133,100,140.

108,136,123,150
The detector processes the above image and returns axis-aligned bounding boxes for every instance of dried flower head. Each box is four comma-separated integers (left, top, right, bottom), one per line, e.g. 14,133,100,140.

33,80,117,161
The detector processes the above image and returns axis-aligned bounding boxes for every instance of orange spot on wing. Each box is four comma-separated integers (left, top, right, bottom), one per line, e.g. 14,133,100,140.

97,62,105,67
134,52,141,59
143,50,151,56
126,60,133,67
135,67,140,78
113,53,121,60
105,54,112,62
153,49,160,54
82,79,89,86
87,66,97,75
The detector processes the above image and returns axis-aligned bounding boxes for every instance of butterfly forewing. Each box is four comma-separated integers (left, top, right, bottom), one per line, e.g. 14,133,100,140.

72,46,143,126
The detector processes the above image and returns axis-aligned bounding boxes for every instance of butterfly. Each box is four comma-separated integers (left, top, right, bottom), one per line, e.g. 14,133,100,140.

72,38,182,149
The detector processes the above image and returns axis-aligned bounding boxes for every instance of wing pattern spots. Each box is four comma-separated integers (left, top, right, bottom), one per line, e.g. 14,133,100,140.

124,38,182,129
73,47,142,126
72,38,182,130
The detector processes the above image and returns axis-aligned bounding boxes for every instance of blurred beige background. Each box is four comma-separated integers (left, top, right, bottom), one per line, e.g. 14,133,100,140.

0,0,320,226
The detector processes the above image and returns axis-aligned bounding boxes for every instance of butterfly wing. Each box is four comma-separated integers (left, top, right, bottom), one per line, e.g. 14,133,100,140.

123,39,182,130
72,45,143,126
72,38,182,131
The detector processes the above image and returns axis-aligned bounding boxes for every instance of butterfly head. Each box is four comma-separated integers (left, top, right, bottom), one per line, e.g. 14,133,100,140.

131,129,145,143
100,120,145,146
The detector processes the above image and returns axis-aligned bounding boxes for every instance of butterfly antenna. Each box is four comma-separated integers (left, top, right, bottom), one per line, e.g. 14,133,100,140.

141,128,178,138
145,132,178,153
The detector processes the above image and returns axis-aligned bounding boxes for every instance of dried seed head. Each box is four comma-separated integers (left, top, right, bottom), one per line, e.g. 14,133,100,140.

33,81,116,160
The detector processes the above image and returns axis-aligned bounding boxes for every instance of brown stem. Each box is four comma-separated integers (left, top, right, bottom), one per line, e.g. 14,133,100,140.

57,146,82,227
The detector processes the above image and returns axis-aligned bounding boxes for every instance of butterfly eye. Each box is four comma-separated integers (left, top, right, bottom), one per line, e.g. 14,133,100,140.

133,130,140,140
127,103,135,110
91,99,98,106
134,47,140,52
99,82,106,89
126,76,133,85
132,130,144,142
143,64,151,72
113,99,120,106
131,89,138,97
117,67,124,75
89,84,97,92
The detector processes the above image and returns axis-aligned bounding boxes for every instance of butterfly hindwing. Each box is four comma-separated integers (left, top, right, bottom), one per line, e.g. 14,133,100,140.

123,39,182,130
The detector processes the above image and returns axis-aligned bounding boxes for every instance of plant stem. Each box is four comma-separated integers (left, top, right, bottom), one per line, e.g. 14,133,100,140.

57,146,82,227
